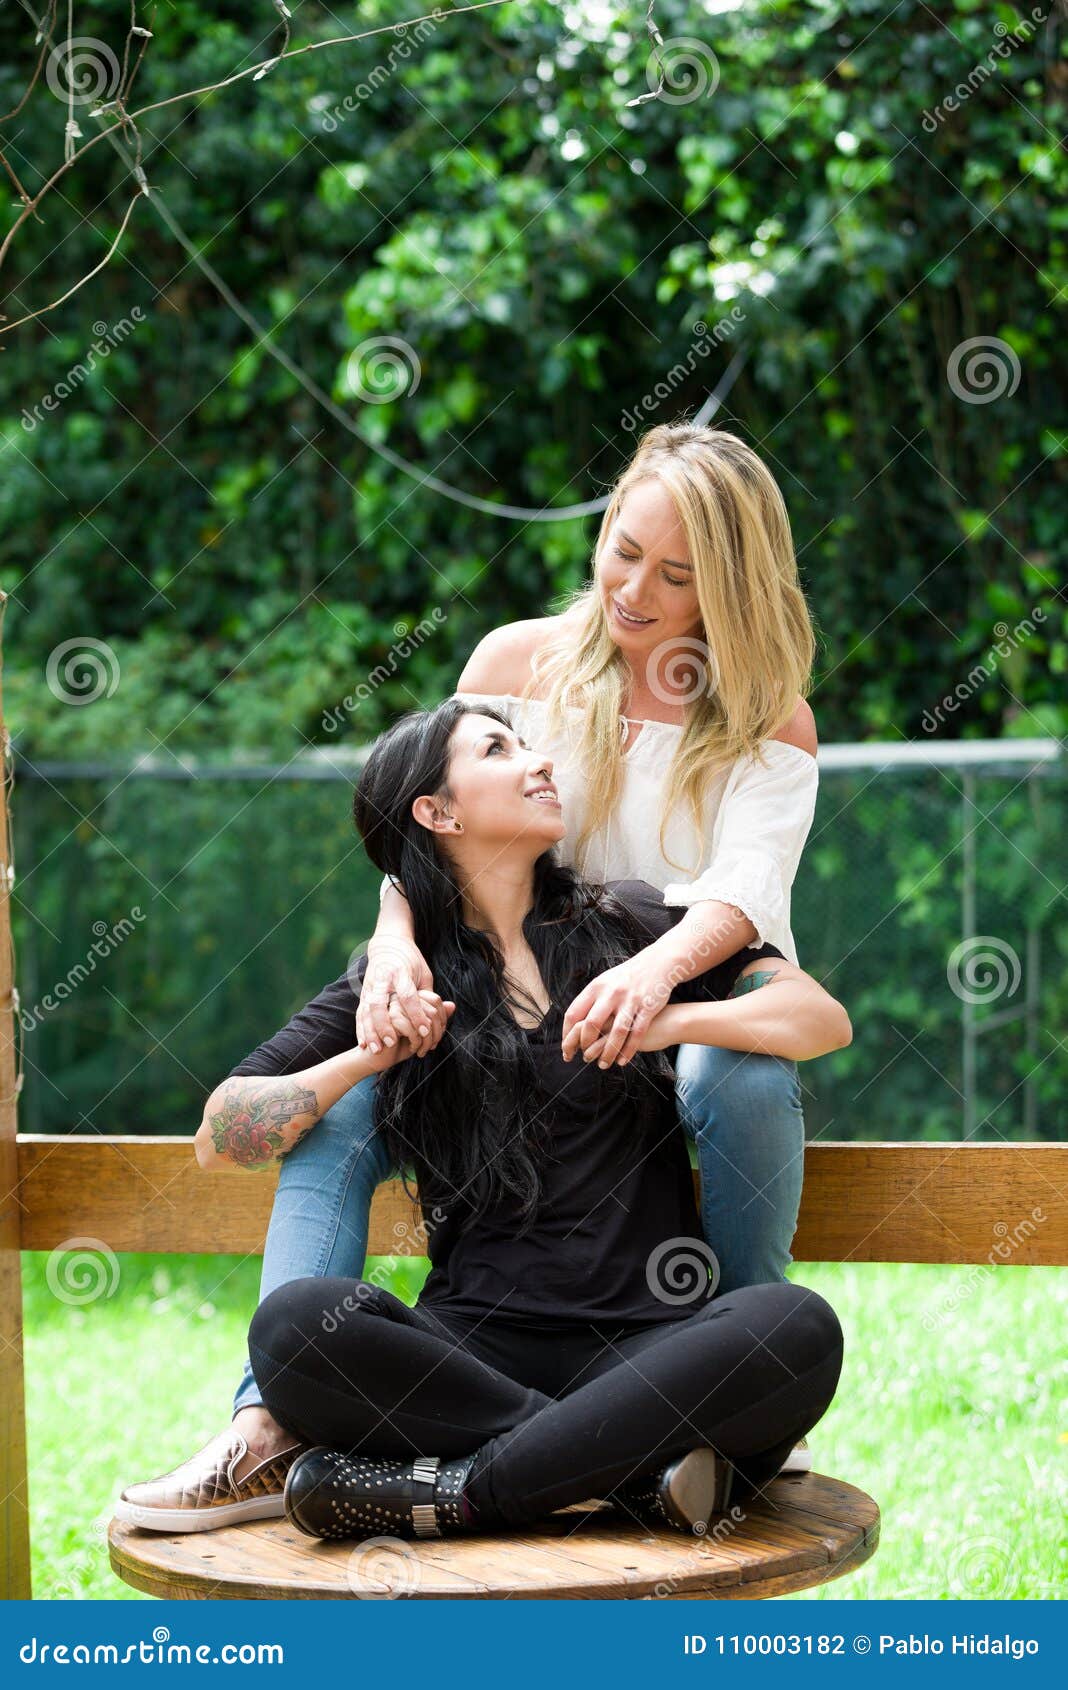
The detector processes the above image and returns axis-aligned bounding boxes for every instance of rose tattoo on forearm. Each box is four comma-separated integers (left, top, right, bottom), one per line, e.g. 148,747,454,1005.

207,1078,322,1168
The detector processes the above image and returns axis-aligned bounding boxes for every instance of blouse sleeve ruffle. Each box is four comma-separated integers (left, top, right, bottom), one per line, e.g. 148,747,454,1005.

661,741,818,949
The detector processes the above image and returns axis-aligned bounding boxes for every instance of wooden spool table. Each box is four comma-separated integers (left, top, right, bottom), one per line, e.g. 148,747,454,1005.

108,1471,878,1601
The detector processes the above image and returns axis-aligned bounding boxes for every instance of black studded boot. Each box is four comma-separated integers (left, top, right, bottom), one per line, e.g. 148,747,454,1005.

608,1447,736,1535
283,1447,483,1541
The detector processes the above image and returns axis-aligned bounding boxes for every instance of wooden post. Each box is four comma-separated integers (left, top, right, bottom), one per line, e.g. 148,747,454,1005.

0,590,32,1597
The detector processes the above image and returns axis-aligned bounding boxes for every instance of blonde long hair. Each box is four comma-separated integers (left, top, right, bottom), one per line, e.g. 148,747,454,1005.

526,422,816,877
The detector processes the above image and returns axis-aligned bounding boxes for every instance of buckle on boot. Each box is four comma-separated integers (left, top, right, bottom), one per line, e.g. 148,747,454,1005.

410,1455,441,1537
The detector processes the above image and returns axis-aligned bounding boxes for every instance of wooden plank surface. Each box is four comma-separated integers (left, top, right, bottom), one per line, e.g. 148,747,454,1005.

16,1135,1068,1265
107,1471,879,1601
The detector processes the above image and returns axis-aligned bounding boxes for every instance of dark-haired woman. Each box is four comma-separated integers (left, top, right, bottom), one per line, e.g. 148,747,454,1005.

121,701,849,1542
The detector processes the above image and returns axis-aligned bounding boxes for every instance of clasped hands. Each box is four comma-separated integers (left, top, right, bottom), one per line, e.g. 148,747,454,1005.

355,938,678,1071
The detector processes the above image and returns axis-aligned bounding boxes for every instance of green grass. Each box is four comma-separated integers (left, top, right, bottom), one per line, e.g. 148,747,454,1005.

20,1252,1068,1601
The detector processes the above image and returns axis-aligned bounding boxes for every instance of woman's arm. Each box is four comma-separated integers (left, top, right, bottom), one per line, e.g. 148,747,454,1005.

563,703,819,1065
195,1047,377,1172
356,891,438,1053
656,702,818,966
650,701,817,976
635,958,851,1064
198,990,455,1170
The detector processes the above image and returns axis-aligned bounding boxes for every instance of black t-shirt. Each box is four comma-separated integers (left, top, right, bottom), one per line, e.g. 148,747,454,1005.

228,879,783,1328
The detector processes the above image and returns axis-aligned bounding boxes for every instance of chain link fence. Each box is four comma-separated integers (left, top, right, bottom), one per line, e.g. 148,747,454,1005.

11,741,1065,1145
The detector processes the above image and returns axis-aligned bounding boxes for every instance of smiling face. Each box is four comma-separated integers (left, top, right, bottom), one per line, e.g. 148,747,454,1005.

427,712,566,854
596,476,703,659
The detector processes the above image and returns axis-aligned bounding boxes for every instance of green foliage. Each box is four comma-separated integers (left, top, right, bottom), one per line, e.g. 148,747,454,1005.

13,764,1065,1141
1,4,1064,1141
1,1,1064,755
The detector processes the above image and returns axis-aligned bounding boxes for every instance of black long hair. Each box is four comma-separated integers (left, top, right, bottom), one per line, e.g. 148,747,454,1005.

352,698,676,1235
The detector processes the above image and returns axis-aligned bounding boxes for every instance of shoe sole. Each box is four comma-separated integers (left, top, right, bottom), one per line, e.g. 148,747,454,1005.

112,1493,285,1532
662,1448,735,1533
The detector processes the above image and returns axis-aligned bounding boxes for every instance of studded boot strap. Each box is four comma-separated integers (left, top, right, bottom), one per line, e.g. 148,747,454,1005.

410,1456,441,1537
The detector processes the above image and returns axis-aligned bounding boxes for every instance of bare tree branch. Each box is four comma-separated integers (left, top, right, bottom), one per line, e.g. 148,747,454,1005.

1,0,514,309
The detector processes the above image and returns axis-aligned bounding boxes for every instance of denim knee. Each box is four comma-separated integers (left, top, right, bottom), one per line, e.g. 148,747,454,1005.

675,1043,801,1136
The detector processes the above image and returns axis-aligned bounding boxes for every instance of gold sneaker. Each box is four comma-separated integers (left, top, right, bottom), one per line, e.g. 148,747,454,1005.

114,1426,308,1533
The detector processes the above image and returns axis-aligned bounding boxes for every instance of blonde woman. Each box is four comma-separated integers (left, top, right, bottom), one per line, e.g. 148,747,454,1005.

119,422,823,1532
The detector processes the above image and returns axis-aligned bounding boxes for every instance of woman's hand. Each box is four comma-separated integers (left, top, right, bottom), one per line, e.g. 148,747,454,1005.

356,937,441,1056
561,952,679,1068
358,990,456,1073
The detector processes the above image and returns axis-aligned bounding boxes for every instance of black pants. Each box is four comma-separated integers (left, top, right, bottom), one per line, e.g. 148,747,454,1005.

248,1277,843,1529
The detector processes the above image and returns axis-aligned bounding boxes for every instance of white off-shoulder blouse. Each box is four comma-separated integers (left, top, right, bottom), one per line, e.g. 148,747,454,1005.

383,690,819,965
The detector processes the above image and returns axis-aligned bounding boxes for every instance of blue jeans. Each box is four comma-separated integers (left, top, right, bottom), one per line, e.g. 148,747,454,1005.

231,1045,806,1417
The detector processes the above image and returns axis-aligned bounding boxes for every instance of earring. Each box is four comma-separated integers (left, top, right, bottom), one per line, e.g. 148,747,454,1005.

452,820,463,834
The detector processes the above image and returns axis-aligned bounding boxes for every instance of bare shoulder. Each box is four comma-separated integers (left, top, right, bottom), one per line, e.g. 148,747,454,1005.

455,613,570,695
770,697,818,758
